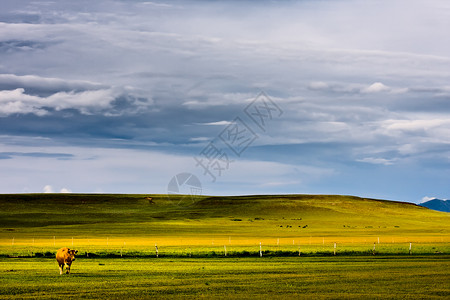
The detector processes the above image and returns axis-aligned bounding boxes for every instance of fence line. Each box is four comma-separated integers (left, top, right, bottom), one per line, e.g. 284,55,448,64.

4,235,449,247
2,236,448,258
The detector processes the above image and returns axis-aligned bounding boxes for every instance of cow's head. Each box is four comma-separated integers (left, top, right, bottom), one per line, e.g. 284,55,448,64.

68,249,78,261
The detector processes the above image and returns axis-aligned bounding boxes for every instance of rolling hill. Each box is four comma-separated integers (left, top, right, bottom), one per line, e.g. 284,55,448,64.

0,194,448,247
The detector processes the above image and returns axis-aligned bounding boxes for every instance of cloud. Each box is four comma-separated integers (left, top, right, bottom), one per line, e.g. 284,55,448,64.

363,82,390,93
60,187,71,193
0,151,74,160
182,92,255,109
43,185,53,193
0,74,108,94
42,185,71,193
421,196,436,203
138,2,176,8
419,196,449,203
0,87,115,116
189,137,210,142
356,157,396,165
1,0,450,203
0,73,115,116
197,121,233,126
0,88,48,116
307,81,397,95
308,81,329,90
383,119,450,132
0,40,49,52
0,83,153,116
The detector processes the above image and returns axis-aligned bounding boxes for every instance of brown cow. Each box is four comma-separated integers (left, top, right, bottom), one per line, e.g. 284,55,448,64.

56,247,78,275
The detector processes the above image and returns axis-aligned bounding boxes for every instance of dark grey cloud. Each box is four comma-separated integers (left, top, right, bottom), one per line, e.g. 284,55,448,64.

0,40,50,53
0,152,74,160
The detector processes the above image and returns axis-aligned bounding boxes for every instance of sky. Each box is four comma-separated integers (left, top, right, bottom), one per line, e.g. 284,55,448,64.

0,0,449,203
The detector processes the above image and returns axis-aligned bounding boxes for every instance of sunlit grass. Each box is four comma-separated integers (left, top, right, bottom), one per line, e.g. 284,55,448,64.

0,194,449,298
1,194,449,257
0,256,449,299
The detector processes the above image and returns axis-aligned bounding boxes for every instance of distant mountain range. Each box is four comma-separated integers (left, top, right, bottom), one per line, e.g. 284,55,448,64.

420,198,450,212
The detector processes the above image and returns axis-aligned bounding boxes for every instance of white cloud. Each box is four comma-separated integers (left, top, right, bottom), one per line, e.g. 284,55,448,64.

421,196,448,203
182,92,255,109
60,188,71,193
308,81,329,90
0,74,107,91
197,121,233,126
421,196,436,203
138,2,176,8
363,82,390,93
42,185,71,193
43,185,53,193
0,87,116,116
46,89,115,113
383,119,450,132
0,84,153,116
357,157,396,165
0,88,47,115
307,81,397,95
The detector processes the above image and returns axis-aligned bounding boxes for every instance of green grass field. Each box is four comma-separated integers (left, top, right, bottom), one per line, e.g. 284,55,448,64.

0,194,449,298
1,256,449,299
1,194,448,256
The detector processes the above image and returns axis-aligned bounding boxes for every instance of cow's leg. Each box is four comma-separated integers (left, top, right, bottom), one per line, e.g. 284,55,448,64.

65,263,70,274
59,264,63,275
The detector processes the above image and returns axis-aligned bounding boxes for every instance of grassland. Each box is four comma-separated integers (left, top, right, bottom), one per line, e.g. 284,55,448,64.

1,256,449,299
0,194,448,256
0,194,449,298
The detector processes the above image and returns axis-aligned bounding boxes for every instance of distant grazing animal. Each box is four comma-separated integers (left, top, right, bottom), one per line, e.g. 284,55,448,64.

56,247,78,275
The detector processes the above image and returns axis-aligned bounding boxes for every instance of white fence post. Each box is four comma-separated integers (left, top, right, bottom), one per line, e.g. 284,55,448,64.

259,242,262,257
121,241,125,257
